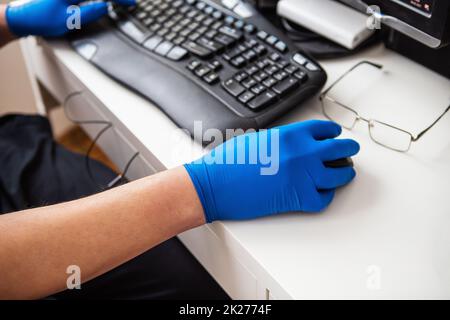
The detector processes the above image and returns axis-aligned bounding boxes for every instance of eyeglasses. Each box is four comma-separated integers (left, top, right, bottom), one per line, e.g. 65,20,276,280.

319,61,450,152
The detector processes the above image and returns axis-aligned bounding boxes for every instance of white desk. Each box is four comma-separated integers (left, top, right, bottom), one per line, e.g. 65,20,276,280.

22,37,450,299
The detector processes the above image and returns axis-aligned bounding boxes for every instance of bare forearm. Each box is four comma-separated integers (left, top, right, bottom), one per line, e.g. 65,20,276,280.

0,4,15,47
0,167,205,299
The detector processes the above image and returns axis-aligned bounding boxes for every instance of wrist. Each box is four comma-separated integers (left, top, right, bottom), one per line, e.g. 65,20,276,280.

184,163,216,223
172,166,207,229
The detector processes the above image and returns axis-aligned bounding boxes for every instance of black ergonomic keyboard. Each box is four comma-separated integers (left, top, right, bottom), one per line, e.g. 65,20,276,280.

69,0,327,144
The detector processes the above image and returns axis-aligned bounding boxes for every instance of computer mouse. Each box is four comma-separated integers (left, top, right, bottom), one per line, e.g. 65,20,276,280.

324,158,354,168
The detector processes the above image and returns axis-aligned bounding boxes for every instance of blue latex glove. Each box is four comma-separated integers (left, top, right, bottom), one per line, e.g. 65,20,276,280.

6,0,136,37
184,120,360,223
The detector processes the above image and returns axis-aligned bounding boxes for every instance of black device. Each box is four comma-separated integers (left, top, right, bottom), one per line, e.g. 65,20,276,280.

342,0,450,48
340,0,450,78
324,158,354,169
369,0,450,78
69,0,327,145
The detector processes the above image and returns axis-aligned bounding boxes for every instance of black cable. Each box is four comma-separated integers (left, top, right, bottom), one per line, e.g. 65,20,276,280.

63,91,139,191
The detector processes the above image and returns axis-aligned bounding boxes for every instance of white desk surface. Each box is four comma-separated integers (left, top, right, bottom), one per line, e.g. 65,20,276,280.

29,39,450,299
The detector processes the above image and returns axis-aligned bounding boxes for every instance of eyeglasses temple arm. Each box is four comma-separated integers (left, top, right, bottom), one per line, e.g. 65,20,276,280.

413,105,450,141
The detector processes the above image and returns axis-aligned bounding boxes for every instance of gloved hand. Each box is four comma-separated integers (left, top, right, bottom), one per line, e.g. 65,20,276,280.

6,0,135,37
184,120,360,223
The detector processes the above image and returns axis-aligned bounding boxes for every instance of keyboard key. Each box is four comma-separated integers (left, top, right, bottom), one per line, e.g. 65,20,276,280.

234,71,248,82
204,6,214,15
292,53,308,66
186,10,198,19
294,71,308,82
149,23,162,32
205,30,218,39
204,72,220,84
208,60,222,71
274,70,289,81
179,5,190,14
202,17,214,27
272,77,299,95
156,15,169,24
167,46,188,60
245,65,259,76
143,17,155,26
155,41,174,56
196,2,206,10
180,29,192,37
266,35,278,46
165,32,177,41
244,24,256,34
157,28,169,37
222,78,245,97
253,44,267,56
306,62,320,71
187,22,199,30
212,10,223,20
195,66,211,77
275,41,288,53
261,58,274,66
243,50,257,62
256,59,269,69
149,9,161,17
253,71,268,82
251,84,266,95
166,8,177,17
234,20,245,30
214,34,235,46
230,56,246,68
197,37,223,52
225,16,235,25
277,60,289,68
265,65,279,75
222,0,239,9
118,21,149,44
182,41,212,58
173,36,186,45
238,91,255,104
187,59,202,71
244,39,258,48
189,32,201,41
242,77,257,89
195,13,206,23
179,18,190,27
257,30,268,40
136,11,148,20
247,91,277,110
285,64,299,74
219,26,243,40
143,35,163,50
270,52,281,61
211,21,223,30
197,26,208,35
171,14,183,23
263,77,278,88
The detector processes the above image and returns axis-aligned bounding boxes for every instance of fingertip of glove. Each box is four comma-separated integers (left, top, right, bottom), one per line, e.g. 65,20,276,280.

347,139,361,155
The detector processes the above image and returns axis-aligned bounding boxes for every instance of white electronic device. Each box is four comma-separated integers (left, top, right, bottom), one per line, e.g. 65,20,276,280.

277,0,375,50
